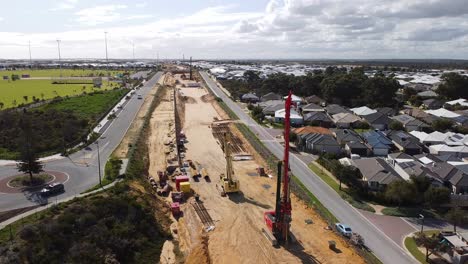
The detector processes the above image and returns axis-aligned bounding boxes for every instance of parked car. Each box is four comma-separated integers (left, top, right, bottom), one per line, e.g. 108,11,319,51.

335,223,353,237
40,183,64,196
137,94,143,99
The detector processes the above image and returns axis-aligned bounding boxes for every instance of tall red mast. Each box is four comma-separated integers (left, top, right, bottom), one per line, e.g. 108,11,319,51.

280,91,292,243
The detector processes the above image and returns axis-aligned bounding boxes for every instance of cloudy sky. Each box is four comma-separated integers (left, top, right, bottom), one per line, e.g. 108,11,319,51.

1,0,467,60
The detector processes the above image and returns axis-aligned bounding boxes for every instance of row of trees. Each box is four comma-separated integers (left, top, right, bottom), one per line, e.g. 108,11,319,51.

222,67,402,108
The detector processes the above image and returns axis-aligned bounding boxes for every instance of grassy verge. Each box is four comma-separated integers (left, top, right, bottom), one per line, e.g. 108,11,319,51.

382,207,438,218
291,175,338,223
9,174,54,188
309,163,375,212
404,231,440,264
217,99,239,120
82,157,123,193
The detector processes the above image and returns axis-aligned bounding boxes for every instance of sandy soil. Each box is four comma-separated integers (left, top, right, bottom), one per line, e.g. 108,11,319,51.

113,78,163,159
173,82,364,264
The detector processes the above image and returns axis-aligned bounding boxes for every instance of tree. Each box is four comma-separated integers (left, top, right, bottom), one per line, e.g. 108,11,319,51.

0,102,4,110
360,73,400,108
424,186,450,207
437,72,468,100
389,120,404,131
445,207,466,233
415,233,441,262
385,180,417,207
432,118,454,132
23,96,28,103
16,116,44,182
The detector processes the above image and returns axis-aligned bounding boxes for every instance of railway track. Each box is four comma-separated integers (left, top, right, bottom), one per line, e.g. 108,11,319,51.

211,123,246,154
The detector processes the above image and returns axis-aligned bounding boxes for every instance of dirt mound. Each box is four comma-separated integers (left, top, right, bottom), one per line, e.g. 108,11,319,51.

183,96,197,104
201,94,215,103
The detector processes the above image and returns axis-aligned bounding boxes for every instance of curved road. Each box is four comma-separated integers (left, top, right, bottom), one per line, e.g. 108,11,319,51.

0,72,163,211
200,71,416,264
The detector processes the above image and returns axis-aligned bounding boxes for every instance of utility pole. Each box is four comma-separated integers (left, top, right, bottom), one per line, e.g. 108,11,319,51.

56,39,62,78
190,56,193,80
95,141,102,188
419,214,424,234
104,32,109,78
28,40,32,68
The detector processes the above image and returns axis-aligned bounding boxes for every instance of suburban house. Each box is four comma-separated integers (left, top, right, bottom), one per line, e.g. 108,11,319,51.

422,98,444,110
377,107,397,116
444,98,468,109
425,162,468,194
260,92,282,102
428,145,468,158
325,104,351,115
392,114,430,132
402,108,440,125
284,94,303,105
241,93,260,103
351,106,377,116
296,133,341,154
345,141,371,157
293,126,332,136
426,108,461,119
360,130,393,156
262,103,284,116
387,130,424,155
301,103,324,113
332,113,362,128
387,153,431,181
417,90,438,98
305,95,325,105
332,129,369,156
303,112,334,127
275,108,303,126
362,112,391,130
353,158,402,190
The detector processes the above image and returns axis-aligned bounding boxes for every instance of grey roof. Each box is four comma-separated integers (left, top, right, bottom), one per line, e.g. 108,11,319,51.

258,99,283,108
426,162,460,181
302,103,323,111
354,158,401,185
304,112,332,122
346,141,369,149
392,114,416,125
377,107,396,116
326,104,351,115
360,130,393,149
449,171,468,187
388,152,415,160
262,103,284,115
398,161,430,178
301,133,340,146
387,130,423,150
305,95,324,104
422,99,443,109
332,113,361,124
261,92,282,101
363,112,391,125
241,93,259,100
417,90,438,98
332,129,362,143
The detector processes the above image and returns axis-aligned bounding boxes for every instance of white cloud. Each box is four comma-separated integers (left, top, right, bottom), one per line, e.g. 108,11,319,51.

51,0,79,11
2,1,468,59
0,17,4,22
136,2,148,8
75,4,127,26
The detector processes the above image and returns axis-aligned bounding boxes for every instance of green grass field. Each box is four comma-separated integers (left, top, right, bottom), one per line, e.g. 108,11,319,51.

37,89,127,120
1,69,130,78
0,79,119,109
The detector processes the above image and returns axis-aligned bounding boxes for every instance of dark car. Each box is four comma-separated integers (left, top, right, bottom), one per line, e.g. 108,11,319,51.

40,183,64,196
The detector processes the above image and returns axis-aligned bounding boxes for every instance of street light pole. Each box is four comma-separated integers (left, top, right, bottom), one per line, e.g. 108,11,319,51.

104,32,109,78
56,39,62,78
95,141,102,187
28,40,32,67
419,214,425,234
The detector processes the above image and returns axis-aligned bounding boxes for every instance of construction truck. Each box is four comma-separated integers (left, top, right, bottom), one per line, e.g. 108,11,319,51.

263,91,293,246
219,132,240,195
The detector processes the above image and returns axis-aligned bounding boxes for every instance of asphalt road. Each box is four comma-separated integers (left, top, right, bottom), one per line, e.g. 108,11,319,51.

0,71,163,211
200,71,416,264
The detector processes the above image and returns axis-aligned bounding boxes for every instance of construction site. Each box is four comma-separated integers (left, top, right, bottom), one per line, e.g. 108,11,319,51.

146,66,365,264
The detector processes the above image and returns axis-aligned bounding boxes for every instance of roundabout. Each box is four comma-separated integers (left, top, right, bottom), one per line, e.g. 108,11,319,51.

0,170,69,194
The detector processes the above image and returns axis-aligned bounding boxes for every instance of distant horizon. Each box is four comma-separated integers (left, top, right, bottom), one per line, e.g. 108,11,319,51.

1,58,468,62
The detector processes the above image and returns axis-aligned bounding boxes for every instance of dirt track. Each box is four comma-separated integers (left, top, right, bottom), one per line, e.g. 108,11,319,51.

153,73,365,264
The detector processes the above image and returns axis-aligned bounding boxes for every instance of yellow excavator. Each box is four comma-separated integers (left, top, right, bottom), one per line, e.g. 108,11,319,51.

219,132,240,195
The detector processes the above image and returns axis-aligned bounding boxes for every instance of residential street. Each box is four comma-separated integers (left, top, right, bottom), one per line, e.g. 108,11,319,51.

200,71,417,264
0,71,163,211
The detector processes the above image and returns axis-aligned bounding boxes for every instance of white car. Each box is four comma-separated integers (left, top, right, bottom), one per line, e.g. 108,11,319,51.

335,223,353,237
